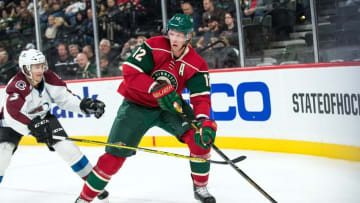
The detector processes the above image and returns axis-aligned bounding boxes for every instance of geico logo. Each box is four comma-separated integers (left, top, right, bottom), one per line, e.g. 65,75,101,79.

209,82,271,121
35,120,49,128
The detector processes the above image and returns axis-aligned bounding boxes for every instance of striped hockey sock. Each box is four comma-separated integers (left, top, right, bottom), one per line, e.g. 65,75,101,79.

182,129,212,187
80,153,126,202
71,155,92,179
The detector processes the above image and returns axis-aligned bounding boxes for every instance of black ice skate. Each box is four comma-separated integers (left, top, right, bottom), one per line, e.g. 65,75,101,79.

97,190,109,202
74,197,89,203
194,185,216,203
74,190,109,203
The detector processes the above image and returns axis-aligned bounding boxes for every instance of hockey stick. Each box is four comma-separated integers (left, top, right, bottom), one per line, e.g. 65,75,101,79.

173,104,278,203
53,135,246,165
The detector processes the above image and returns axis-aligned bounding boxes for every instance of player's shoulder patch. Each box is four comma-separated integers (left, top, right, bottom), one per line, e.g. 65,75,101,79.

5,72,31,96
15,80,26,91
44,70,66,87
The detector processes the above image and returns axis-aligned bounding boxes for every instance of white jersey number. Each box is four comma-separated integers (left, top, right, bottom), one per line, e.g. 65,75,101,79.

9,93,19,101
133,47,146,62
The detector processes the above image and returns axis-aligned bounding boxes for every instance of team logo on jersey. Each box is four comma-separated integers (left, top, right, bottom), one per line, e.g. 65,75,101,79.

151,70,178,90
15,80,26,91
29,102,50,116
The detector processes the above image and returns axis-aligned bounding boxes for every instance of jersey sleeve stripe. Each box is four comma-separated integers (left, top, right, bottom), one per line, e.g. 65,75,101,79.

144,41,172,54
196,114,209,119
123,62,144,73
179,60,202,72
151,47,172,54
190,91,210,97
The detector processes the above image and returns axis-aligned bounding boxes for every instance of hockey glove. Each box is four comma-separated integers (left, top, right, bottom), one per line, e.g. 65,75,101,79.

194,119,217,149
80,98,105,118
151,81,182,114
28,116,52,144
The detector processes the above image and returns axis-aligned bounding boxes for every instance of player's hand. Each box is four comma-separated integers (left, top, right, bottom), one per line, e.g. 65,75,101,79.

194,119,217,149
28,116,53,143
151,81,182,113
80,98,105,118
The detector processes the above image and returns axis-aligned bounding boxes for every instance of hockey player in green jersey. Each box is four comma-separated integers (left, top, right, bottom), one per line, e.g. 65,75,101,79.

75,13,217,203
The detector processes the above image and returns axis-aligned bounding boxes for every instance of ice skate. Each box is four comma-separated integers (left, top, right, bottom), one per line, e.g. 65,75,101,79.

97,190,110,202
194,185,216,203
74,190,109,203
74,197,89,203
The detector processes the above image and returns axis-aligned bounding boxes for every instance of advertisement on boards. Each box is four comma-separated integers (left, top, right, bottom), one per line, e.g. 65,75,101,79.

0,64,359,147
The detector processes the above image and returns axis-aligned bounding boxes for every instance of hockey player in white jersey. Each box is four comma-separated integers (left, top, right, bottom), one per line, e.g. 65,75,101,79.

0,49,108,201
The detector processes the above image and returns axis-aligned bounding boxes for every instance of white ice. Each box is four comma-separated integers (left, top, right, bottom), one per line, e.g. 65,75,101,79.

1,146,359,203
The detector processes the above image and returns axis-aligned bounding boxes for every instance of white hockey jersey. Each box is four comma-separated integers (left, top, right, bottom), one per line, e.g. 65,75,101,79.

0,71,83,136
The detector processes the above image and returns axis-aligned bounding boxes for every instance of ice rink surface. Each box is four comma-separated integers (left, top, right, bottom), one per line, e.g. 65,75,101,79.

1,146,359,203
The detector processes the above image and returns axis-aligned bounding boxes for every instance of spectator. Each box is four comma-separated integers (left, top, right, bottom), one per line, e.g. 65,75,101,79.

221,12,237,36
53,16,70,43
82,44,95,64
69,44,80,59
53,43,78,80
100,55,122,77
243,0,271,18
136,35,147,45
76,52,96,79
99,55,112,77
99,39,116,59
196,15,223,50
198,0,225,33
181,1,201,35
14,8,34,37
220,11,238,46
50,1,65,18
99,38,120,69
44,15,57,41
39,3,51,31
100,0,130,44
80,8,94,45
64,0,86,25
120,37,137,61
0,9,15,33
0,50,17,85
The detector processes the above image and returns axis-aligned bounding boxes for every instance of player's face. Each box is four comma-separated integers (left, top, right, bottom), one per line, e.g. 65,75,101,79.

168,30,187,54
30,63,46,84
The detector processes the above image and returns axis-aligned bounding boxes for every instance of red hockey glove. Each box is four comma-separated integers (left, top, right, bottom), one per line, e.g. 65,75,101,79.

151,81,182,113
194,119,217,149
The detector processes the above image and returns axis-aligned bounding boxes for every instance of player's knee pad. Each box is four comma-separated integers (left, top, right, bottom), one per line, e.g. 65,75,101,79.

53,140,92,177
96,153,126,176
0,142,16,181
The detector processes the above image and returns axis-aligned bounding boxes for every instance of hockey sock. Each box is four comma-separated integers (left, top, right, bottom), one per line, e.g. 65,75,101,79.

54,140,92,179
0,142,15,184
80,153,126,202
182,129,211,187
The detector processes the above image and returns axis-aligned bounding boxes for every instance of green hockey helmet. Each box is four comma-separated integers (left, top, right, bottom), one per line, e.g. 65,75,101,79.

167,13,194,38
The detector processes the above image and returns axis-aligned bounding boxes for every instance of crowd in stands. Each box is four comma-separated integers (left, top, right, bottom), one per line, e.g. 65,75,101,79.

1,0,353,85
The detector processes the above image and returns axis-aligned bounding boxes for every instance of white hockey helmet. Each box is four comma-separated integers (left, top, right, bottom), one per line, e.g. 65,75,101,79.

18,49,48,79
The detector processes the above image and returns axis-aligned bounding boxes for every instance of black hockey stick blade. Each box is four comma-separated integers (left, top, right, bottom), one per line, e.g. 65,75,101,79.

209,155,247,164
